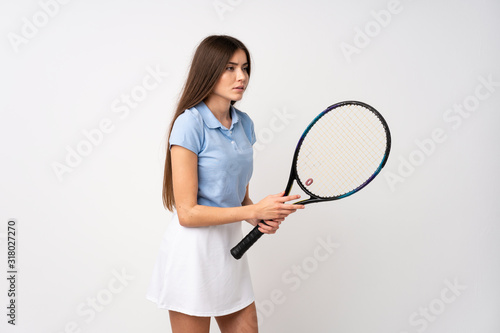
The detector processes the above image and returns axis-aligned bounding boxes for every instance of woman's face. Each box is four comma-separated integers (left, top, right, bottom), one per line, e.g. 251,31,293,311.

210,49,249,104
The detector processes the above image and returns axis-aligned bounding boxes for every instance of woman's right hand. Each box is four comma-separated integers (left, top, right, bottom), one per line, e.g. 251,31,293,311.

253,191,305,221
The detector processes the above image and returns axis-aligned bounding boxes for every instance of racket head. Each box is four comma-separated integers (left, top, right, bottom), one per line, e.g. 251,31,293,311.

284,101,391,204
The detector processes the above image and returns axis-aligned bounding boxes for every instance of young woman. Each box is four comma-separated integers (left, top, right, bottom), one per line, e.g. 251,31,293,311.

147,35,304,333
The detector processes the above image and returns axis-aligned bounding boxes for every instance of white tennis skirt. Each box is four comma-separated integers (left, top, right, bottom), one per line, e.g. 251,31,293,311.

146,212,254,316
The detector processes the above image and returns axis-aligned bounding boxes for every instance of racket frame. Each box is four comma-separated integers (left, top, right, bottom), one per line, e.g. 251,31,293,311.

284,100,391,205
230,100,391,259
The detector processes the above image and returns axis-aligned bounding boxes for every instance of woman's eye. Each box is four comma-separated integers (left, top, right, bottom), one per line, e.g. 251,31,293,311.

226,66,234,71
243,67,249,72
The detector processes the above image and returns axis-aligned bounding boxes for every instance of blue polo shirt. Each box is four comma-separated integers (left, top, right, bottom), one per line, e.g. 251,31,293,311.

169,101,256,208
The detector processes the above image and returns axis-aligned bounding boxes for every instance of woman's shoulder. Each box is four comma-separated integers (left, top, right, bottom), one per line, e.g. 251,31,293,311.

178,106,203,123
233,106,253,126
170,106,206,153
173,106,204,130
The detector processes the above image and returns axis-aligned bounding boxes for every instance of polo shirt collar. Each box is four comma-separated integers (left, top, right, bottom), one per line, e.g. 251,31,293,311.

195,101,240,130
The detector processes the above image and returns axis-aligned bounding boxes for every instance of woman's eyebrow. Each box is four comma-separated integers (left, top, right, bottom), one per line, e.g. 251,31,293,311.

228,61,249,66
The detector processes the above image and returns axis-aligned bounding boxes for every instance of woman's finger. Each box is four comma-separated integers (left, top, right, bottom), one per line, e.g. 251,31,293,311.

278,204,305,213
261,220,279,228
271,191,285,198
277,194,300,202
259,220,280,233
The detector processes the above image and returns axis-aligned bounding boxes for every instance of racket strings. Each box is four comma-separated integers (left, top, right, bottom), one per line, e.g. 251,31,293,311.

296,104,388,198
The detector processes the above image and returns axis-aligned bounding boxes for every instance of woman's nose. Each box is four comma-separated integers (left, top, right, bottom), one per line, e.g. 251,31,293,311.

236,68,246,81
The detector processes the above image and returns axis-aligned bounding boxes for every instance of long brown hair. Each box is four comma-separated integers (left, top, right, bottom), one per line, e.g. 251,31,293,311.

162,35,252,211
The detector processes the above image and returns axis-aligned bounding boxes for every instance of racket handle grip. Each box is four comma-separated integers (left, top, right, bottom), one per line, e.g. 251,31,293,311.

230,222,265,260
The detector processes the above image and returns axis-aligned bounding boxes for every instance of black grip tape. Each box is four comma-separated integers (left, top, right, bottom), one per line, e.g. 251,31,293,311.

230,223,265,259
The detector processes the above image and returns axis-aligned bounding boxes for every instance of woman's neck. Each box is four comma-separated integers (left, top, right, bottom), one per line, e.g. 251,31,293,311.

204,96,232,128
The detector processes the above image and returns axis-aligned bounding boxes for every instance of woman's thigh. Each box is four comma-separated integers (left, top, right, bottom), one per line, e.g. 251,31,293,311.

169,310,211,333
215,302,258,333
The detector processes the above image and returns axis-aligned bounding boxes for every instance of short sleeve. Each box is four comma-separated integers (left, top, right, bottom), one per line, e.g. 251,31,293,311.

169,110,204,154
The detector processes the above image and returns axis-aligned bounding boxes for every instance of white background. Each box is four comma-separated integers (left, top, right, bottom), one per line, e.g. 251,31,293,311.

1,0,499,332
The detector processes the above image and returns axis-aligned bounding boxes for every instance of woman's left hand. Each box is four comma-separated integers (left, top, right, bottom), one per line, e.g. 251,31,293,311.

257,219,283,234
245,218,283,234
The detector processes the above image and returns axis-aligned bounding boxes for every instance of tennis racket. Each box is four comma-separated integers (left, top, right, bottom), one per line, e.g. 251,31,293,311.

231,100,391,259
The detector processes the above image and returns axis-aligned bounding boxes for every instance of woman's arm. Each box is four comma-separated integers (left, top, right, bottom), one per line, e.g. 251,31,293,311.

171,145,303,227
241,184,258,226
